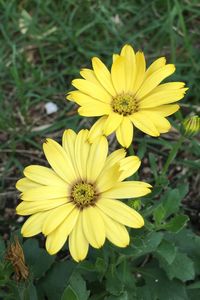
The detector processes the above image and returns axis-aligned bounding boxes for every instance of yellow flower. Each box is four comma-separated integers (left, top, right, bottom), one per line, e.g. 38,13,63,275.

67,44,188,148
16,129,151,262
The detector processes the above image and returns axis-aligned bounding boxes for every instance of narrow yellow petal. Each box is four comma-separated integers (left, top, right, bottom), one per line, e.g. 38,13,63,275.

92,57,116,96
144,57,166,79
111,56,126,94
140,111,171,133
24,165,67,186
88,116,107,143
69,213,89,262
16,178,42,192
101,181,151,199
139,89,187,108
62,129,79,177
42,202,75,235
98,208,130,247
116,117,133,148
21,186,69,201
129,112,160,136
80,68,100,84
103,148,126,172
136,64,176,99
67,91,104,106
75,129,90,180
82,206,105,248
43,138,77,184
97,198,144,228
103,112,123,136
78,102,111,116
21,211,50,237
87,136,108,182
118,156,141,181
149,82,185,93
16,198,68,215
146,104,180,117
113,54,119,63
72,79,112,104
46,207,79,255
120,44,136,92
132,51,146,94
96,164,120,192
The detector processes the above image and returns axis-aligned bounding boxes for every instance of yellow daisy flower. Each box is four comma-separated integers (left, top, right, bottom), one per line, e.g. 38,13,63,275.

67,44,188,148
16,129,151,262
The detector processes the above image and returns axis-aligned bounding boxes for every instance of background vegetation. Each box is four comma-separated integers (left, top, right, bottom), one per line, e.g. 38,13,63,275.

0,0,200,299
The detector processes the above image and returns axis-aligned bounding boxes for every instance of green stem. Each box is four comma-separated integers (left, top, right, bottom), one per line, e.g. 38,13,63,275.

161,136,184,176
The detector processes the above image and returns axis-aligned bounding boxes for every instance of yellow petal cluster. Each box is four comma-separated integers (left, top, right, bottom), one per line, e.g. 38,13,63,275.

67,44,188,148
16,129,151,262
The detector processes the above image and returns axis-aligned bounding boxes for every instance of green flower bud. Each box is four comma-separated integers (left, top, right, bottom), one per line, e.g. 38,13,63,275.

181,115,200,138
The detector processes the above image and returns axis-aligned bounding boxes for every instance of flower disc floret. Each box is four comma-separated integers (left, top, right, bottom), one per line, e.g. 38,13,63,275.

71,182,96,208
112,94,138,115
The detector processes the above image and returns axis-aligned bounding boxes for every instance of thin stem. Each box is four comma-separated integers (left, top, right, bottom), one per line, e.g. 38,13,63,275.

161,136,184,176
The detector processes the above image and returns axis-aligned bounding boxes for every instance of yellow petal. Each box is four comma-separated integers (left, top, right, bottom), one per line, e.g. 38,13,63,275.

129,112,160,136
97,198,144,228
21,211,50,237
111,56,126,94
68,91,104,106
42,202,75,235
118,156,141,181
88,116,107,143
146,104,180,117
139,88,187,108
120,44,136,92
16,178,42,192
16,198,67,215
144,57,166,79
62,129,79,177
75,129,90,180
82,206,105,248
103,148,126,172
101,181,151,199
98,208,130,247
136,64,176,99
149,82,185,93
24,165,67,186
95,164,120,192
92,57,116,96
87,136,108,182
103,112,123,136
80,68,100,84
78,102,111,116
116,117,133,148
140,111,171,133
69,212,89,262
46,207,79,255
132,51,146,94
43,138,77,184
72,79,112,104
21,186,69,201
113,54,119,63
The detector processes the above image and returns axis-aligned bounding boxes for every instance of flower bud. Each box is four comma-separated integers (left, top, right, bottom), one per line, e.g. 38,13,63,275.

181,115,200,138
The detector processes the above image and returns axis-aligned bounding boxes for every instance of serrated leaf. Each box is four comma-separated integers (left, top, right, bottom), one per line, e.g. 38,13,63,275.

61,286,78,300
38,261,75,300
160,253,195,282
23,239,55,278
155,239,177,264
163,215,189,233
69,272,90,300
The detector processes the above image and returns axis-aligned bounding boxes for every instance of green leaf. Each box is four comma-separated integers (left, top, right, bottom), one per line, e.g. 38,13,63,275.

38,261,75,300
153,205,165,225
162,189,182,218
23,239,55,278
61,286,78,300
105,266,124,296
155,239,177,264
160,253,195,282
106,291,129,300
163,215,189,233
69,272,90,300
